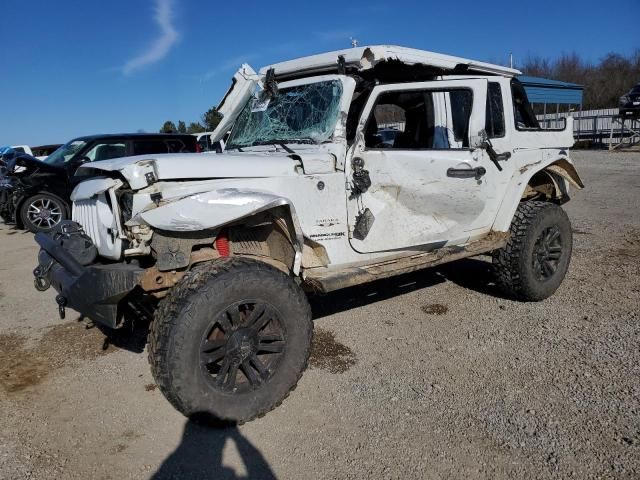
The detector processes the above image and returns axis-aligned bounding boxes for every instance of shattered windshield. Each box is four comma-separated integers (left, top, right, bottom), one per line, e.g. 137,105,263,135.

226,80,343,149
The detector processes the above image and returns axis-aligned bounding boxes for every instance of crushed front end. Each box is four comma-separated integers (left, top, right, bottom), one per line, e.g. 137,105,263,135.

33,221,144,327
32,174,149,327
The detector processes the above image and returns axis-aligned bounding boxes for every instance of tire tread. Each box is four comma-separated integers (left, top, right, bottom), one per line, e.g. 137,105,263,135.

147,257,312,424
492,200,570,300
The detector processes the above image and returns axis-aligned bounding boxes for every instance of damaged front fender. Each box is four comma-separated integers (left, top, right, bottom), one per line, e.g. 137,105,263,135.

140,188,305,274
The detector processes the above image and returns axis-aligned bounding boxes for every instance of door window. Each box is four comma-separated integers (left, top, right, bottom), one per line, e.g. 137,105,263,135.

364,89,474,149
485,83,505,138
84,142,127,161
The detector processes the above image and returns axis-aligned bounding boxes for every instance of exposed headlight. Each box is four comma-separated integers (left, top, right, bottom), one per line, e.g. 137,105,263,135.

619,95,630,105
0,177,13,187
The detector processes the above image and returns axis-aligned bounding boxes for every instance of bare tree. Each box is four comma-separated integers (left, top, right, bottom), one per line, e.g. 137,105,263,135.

520,50,640,109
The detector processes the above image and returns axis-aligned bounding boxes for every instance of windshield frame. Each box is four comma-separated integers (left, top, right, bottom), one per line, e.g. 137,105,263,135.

226,74,356,151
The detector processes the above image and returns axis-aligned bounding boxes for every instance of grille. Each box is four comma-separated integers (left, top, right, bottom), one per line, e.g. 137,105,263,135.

73,198,102,251
72,195,122,260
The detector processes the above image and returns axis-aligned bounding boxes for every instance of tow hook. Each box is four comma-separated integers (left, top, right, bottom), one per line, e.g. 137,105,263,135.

33,266,51,292
56,295,67,319
33,275,50,292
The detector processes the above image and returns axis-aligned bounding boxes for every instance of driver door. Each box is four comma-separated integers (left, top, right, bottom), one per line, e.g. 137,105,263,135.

346,79,509,254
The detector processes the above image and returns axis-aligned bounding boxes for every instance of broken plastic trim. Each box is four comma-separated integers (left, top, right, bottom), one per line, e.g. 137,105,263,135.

262,67,279,99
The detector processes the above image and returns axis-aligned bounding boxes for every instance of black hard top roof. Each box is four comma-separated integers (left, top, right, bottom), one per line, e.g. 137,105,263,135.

71,133,195,141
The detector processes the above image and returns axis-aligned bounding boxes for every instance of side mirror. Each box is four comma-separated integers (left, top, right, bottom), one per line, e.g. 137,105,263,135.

213,140,223,153
472,130,509,172
469,129,488,149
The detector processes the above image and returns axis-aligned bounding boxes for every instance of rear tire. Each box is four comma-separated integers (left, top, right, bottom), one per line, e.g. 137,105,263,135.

493,201,572,301
20,193,67,233
148,257,312,425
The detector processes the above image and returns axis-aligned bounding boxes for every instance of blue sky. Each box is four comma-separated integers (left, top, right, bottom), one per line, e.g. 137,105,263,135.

1,0,637,146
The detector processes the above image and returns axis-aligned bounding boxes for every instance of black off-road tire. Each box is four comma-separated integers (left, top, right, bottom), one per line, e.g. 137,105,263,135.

148,257,313,425
19,193,68,233
493,201,573,301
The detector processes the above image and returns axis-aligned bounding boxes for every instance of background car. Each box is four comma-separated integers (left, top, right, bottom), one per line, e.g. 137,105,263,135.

619,83,640,117
0,133,199,233
31,144,62,160
8,145,33,156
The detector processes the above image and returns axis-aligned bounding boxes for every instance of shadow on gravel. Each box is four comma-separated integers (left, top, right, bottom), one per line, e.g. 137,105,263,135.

433,257,512,300
96,257,507,356
152,420,276,480
310,256,507,320
309,268,446,320
95,315,150,354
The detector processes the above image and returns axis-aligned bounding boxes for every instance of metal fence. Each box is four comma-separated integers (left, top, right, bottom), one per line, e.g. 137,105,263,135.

537,108,640,147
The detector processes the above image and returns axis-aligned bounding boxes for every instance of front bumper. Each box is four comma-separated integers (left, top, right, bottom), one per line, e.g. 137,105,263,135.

34,231,143,328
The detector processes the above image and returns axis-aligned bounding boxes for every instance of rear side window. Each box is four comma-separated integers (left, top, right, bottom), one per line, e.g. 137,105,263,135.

133,140,169,155
166,139,194,153
485,83,505,138
511,80,540,130
133,138,197,155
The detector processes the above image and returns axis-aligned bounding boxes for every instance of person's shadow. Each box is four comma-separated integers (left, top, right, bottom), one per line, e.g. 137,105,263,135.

152,419,276,479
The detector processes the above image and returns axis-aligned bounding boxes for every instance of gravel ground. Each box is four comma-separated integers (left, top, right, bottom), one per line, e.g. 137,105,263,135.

0,150,638,479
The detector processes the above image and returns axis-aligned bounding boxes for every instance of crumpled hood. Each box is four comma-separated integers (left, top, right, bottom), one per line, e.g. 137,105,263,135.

76,150,336,189
0,154,65,178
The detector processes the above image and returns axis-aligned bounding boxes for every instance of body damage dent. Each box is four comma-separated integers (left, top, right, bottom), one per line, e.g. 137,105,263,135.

140,189,305,274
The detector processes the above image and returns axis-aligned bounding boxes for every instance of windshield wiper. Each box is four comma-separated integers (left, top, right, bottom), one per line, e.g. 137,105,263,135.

227,138,317,152
251,138,316,148
225,145,244,152
281,138,316,145
246,140,297,153
278,143,295,154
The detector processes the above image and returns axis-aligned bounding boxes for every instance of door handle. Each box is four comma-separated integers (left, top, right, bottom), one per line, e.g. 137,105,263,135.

447,166,486,180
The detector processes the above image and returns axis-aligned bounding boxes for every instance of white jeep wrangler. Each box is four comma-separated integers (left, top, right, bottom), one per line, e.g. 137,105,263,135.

33,46,583,424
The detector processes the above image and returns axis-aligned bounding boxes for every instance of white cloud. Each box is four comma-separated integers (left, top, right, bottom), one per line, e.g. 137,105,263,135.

123,0,178,75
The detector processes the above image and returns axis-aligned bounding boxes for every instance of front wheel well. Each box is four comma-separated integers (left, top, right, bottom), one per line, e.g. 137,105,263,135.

142,209,306,296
